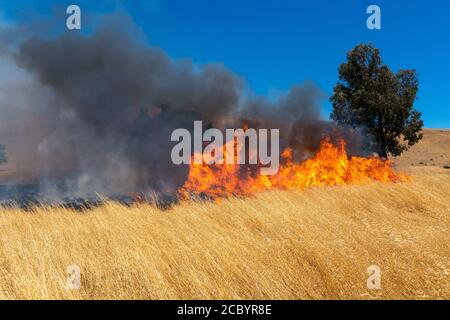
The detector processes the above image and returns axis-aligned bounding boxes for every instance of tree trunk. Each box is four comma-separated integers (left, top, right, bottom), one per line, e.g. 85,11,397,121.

378,145,387,159
377,113,388,159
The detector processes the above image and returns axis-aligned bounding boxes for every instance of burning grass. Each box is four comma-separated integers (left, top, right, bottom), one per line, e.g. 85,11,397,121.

180,138,409,199
0,168,448,299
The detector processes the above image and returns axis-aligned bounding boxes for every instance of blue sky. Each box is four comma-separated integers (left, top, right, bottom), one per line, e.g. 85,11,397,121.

1,0,449,128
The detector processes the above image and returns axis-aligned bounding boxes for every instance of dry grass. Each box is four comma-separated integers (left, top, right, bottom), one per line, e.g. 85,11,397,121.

0,167,449,300
0,129,448,299
393,129,450,168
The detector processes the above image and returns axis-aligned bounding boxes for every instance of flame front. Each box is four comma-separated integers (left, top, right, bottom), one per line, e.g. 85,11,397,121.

179,138,408,199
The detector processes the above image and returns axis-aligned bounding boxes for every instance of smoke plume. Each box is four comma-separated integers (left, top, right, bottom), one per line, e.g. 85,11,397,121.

0,16,369,200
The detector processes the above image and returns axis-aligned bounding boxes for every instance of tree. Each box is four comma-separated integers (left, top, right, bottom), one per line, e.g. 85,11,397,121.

0,144,6,164
330,43,423,157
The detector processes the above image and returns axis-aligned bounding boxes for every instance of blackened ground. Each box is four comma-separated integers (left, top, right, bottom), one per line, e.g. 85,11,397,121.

0,182,178,210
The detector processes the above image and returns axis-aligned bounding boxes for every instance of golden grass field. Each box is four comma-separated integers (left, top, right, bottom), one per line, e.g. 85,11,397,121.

0,129,449,300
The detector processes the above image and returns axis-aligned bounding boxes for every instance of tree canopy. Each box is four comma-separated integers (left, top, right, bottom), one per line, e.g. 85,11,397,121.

330,43,423,157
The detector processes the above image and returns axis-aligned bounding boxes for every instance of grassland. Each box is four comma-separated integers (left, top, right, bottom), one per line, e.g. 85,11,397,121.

0,130,449,300
393,129,450,168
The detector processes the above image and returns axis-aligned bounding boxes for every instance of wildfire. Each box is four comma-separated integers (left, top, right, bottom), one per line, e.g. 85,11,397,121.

179,138,409,199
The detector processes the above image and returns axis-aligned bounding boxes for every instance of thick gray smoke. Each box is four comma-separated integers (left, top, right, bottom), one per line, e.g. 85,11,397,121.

0,18,370,200
13,25,244,196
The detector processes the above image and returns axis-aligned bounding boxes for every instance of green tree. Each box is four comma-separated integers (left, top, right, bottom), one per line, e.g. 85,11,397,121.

330,43,423,157
0,144,6,164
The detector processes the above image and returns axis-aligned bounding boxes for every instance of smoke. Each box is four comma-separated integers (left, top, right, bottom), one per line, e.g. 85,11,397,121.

0,15,370,200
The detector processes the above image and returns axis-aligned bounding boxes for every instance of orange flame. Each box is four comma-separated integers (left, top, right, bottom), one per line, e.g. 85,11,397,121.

179,138,408,199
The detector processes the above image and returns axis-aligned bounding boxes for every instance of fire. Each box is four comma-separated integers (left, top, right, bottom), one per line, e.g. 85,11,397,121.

179,138,408,199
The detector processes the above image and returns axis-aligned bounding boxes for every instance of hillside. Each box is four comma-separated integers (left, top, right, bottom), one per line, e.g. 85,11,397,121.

393,129,450,168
